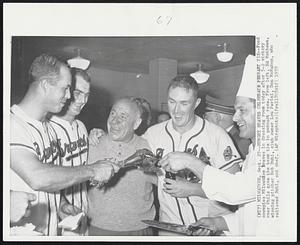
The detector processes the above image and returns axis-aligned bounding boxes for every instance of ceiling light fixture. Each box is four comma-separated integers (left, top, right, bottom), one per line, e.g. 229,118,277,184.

67,48,90,70
217,43,233,62
190,64,210,84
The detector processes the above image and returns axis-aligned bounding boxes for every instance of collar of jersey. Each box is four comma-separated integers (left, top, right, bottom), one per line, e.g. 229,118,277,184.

248,143,255,153
226,124,234,132
166,115,205,138
50,115,77,128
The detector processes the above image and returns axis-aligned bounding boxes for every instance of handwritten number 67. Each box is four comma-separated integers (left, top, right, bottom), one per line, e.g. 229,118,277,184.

157,16,172,25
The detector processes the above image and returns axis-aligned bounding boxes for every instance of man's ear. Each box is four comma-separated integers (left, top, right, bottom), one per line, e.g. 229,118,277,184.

133,117,142,130
216,113,222,123
40,79,49,94
195,98,201,109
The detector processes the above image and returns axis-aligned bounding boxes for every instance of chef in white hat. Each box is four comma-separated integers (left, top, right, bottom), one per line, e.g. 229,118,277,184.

159,54,259,236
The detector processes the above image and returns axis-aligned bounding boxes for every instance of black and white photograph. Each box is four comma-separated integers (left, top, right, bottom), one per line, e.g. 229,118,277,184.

3,3,297,242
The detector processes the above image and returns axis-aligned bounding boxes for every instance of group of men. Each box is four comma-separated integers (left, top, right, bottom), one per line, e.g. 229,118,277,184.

159,54,257,236
10,52,260,237
10,54,115,235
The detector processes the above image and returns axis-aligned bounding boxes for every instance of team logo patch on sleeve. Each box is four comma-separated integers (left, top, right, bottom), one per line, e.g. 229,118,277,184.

223,146,233,161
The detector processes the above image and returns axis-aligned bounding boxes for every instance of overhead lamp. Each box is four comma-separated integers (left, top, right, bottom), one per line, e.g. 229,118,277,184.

190,64,210,84
67,48,90,70
217,43,233,62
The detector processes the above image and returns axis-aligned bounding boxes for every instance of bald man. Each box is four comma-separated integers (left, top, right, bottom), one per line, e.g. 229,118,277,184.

87,97,156,236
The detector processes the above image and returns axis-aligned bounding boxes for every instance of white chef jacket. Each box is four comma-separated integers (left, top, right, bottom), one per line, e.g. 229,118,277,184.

202,144,257,236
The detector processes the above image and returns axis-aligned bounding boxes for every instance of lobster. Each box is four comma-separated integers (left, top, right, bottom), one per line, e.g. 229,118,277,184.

90,148,200,188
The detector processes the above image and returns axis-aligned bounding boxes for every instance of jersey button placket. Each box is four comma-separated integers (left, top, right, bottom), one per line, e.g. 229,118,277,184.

118,144,122,157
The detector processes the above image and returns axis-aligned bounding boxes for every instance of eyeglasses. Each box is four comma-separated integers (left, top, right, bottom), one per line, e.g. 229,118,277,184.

73,89,89,101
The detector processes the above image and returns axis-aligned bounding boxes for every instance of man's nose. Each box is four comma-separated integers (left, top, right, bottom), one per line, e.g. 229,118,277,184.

110,116,119,124
233,112,239,122
174,103,180,113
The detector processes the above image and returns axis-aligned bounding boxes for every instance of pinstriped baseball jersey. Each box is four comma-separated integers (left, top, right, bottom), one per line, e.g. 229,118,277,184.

49,116,89,217
143,116,243,230
10,105,60,236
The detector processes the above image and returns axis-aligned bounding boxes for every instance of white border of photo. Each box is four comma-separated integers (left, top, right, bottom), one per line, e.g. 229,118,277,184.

3,3,297,242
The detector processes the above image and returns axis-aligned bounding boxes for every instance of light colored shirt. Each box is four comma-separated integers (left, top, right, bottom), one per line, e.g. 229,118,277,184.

49,116,89,235
50,116,89,213
87,134,156,231
10,105,60,236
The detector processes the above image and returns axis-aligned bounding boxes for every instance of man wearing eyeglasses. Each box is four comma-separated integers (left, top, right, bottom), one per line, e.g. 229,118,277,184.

49,68,92,235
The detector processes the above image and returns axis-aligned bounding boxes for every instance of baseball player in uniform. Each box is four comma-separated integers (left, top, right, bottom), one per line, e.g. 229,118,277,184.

49,68,91,235
143,75,243,235
10,54,116,236
11,105,62,235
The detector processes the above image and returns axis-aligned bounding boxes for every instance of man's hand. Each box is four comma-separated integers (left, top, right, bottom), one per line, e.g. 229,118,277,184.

189,216,228,236
59,202,82,220
10,190,36,223
90,160,119,187
159,152,198,173
88,128,106,146
58,198,87,233
163,177,201,198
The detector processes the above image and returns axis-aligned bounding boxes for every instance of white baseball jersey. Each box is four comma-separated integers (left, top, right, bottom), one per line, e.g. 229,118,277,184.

143,116,243,230
49,116,89,216
10,105,60,236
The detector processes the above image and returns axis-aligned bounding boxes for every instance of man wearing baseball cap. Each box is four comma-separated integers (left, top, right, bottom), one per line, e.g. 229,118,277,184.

204,95,251,159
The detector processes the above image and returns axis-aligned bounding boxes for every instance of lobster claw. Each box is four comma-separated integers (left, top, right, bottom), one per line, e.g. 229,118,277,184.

122,148,152,168
122,148,163,174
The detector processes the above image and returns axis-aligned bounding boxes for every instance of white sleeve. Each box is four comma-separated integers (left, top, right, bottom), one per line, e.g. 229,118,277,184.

202,165,256,205
222,211,240,236
10,115,37,155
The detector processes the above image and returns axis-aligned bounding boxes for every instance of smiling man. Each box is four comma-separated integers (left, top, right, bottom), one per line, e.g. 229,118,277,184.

87,97,156,236
143,75,242,236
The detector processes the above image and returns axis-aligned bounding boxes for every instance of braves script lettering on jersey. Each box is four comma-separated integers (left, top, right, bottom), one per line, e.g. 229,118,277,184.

143,116,242,235
10,105,60,235
49,116,89,234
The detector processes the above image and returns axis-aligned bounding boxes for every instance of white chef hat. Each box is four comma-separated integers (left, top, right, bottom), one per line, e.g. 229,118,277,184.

236,54,257,100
